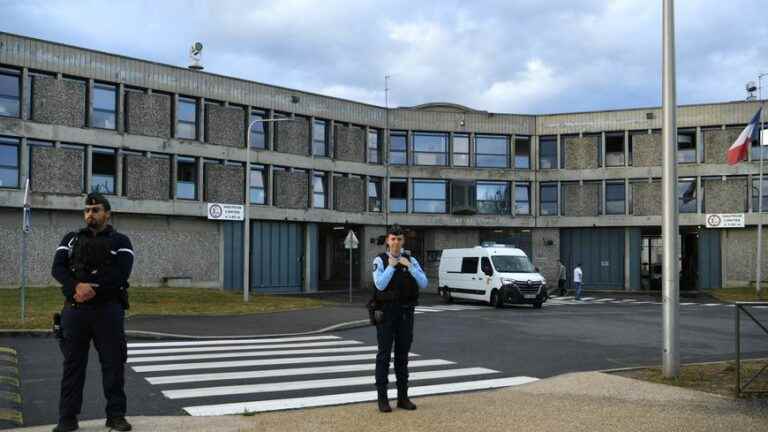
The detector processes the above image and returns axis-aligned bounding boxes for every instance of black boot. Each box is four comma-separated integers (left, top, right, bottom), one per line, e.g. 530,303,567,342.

52,417,79,432
377,387,392,412
105,416,132,431
397,385,417,410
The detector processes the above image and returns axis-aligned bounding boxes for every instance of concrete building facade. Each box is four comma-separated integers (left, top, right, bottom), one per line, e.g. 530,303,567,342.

1,32,766,293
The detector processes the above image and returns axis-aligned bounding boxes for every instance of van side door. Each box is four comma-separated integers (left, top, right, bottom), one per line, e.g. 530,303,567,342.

456,256,479,299
480,256,495,297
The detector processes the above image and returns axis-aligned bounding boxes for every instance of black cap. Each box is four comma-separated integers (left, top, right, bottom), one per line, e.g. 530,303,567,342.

85,192,111,211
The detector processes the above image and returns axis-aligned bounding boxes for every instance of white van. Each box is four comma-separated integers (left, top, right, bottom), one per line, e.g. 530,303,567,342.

438,245,547,308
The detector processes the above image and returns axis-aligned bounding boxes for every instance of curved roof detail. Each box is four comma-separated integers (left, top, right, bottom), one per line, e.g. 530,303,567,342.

407,102,482,113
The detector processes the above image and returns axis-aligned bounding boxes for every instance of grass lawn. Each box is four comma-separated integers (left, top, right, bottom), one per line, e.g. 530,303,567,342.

614,360,768,398
710,287,768,302
0,287,332,330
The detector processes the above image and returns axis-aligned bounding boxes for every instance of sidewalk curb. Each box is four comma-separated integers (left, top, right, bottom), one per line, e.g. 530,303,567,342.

0,319,371,340
598,357,768,374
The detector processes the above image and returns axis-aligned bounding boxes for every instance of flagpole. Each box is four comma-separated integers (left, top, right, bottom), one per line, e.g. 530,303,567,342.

757,73,766,297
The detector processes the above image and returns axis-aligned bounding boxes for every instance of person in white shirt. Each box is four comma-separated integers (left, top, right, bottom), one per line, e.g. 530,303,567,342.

574,264,584,300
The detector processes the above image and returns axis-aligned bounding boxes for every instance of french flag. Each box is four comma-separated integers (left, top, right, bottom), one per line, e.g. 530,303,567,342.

727,108,763,165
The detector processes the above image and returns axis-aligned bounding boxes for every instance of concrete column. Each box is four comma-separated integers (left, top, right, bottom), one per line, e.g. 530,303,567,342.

115,149,124,196
364,175,371,212
469,132,476,167
749,174,754,212
329,120,336,160
624,178,630,215
448,131,454,168
85,144,93,193
267,109,276,151
557,181,562,216
328,170,336,210
171,154,179,200
532,180,539,217
197,157,204,202
304,224,316,293
171,94,179,139
267,165,274,206
199,97,206,143
117,83,125,134
19,137,29,185
406,177,413,213
624,130,630,166
407,130,413,165
601,179,607,216
86,79,94,128
20,68,29,121
696,176,703,214
308,168,315,208
510,135,516,171
556,134,562,169
696,126,702,164
532,135,539,171
600,131,606,168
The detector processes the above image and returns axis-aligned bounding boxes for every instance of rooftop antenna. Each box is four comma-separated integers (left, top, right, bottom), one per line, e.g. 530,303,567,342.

188,42,204,71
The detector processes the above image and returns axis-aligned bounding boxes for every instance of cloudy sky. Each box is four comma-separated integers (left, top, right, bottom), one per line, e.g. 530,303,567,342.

2,0,766,114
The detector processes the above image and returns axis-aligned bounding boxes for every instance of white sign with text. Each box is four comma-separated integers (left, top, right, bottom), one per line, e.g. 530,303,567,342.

207,203,244,221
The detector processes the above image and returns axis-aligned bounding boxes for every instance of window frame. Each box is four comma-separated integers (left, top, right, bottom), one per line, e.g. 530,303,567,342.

412,132,448,166
605,181,626,215
0,135,20,189
367,128,380,164
175,155,198,200
677,130,697,164
312,119,328,157
389,178,408,213
368,177,382,212
514,136,531,169
249,110,268,150
476,181,511,215
677,177,697,213
514,182,531,215
176,96,198,140
90,147,117,194
540,183,558,216
90,82,117,130
389,131,408,165
539,136,557,170
249,164,267,205
0,68,21,119
312,171,327,208
605,132,625,167
453,133,470,167
412,179,447,214
475,134,509,168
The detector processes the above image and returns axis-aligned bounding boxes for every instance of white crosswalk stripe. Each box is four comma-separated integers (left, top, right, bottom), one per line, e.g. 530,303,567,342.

545,298,729,308
129,335,538,416
415,305,487,313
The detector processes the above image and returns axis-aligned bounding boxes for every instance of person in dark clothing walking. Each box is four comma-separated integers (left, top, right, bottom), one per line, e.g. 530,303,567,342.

50,193,134,432
370,225,428,413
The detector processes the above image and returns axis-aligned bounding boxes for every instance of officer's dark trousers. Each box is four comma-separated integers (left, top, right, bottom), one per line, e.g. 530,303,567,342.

59,302,127,420
375,304,414,390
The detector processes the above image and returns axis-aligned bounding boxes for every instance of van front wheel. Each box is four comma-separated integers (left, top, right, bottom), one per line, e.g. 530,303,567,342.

440,287,453,303
490,290,503,308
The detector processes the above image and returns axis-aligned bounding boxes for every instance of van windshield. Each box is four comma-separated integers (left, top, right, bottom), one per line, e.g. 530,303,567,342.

491,255,535,273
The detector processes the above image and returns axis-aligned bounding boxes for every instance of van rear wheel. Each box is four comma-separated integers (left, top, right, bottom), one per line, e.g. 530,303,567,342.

490,290,503,308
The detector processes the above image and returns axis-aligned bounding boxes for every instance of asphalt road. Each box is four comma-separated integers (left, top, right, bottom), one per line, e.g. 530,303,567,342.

4,298,768,427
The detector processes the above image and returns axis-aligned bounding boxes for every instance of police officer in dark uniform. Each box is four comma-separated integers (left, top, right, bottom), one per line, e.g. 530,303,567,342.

371,225,428,412
51,193,134,432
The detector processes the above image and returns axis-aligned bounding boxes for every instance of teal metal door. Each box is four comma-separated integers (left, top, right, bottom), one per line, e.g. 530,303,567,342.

251,221,304,293
560,228,625,290
697,229,722,289
222,221,243,291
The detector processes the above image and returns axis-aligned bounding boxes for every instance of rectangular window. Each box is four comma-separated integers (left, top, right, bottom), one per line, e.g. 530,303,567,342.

250,165,266,204
515,182,531,215
249,111,267,149
752,178,768,212
605,132,625,167
313,172,327,208
0,69,21,118
413,132,447,166
540,183,558,216
176,156,197,199
678,178,697,213
453,134,469,167
678,131,696,163
0,136,20,188
368,129,380,163
460,257,479,273
390,178,408,212
412,180,447,213
514,136,531,169
312,120,327,156
91,83,117,129
176,97,197,140
389,131,407,165
476,181,510,214
539,136,557,169
368,177,382,212
606,182,625,215
475,135,508,168
91,147,116,194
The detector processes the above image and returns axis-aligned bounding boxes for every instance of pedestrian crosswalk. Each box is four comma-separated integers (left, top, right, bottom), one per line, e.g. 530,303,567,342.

413,304,488,314
545,296,738,308
127,335,538,416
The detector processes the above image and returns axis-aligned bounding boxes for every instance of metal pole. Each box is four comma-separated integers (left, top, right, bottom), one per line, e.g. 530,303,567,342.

349,247,353,304
757,74,766,297
384,75,391,228
735,304,741,396
20,177,30,321
662,0,680,378
20,228,27,321
244,119,252,302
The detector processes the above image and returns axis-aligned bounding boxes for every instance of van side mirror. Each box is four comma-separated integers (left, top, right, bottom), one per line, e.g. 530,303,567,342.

482,266,493,276
534,266,540,272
